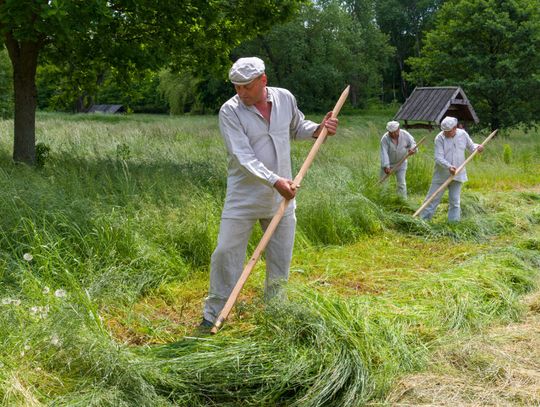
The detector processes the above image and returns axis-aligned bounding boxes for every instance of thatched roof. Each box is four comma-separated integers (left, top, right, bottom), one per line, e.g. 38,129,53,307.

394,87,479,129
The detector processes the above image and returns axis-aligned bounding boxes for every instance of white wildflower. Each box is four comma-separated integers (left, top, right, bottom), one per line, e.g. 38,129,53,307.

54,289,67,298
51,334,61,347
23,253,33,262
1,297,20,307
24,345,30,351
30,306,49,319
42,287,50,295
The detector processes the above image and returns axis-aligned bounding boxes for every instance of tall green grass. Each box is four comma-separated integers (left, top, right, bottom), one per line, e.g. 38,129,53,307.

0,112,539,405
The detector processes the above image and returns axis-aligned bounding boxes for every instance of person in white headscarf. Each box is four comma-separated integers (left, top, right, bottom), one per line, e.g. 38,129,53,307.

380,120,417,198
200,57,339,329
419,116,484,222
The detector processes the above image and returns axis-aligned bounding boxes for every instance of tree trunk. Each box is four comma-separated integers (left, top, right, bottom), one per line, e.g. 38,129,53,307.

397,55,408,99
4,33,40,165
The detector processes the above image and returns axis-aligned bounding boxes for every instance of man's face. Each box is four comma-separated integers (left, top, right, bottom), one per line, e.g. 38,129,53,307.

443,127,457,137
234,74,267,106
389,129,400,138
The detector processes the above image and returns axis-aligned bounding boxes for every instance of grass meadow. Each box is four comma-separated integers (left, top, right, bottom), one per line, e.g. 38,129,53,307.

0,111,539,406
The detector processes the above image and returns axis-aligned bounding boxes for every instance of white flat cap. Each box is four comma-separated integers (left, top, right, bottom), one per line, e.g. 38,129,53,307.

228,57,265,85
386,121,400,132
440,116,458,131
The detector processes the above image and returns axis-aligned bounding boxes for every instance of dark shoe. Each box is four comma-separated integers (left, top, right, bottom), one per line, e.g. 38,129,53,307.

198,318,214,331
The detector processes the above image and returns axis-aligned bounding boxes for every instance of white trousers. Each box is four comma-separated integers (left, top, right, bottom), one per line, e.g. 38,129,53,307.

420,180,463,221
203,213,296,322
381,168,407,198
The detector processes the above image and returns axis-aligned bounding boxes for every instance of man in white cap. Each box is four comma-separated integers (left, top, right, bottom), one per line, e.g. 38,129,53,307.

419,116,483,222
200,57,339,328
380,120,417,198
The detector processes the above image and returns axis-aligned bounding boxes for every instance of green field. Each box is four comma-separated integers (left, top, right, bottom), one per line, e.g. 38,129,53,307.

0,112,539,406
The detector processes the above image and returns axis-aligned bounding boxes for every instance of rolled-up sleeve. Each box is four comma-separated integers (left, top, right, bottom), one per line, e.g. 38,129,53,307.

219,106,280,187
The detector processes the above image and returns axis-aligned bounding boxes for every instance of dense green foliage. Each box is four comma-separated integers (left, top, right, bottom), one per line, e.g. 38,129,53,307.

0,113,539,404
4,0,538,132
37,65,169,114
407,0,540,129
374,0,444,101
235,1,392,111
30,0,304,113
0,46,12,119
157,1,394,114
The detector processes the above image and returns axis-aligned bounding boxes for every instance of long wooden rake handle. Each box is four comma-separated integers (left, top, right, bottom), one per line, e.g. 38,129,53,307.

413,129,498,218
378,136,427,184
210,85,350,334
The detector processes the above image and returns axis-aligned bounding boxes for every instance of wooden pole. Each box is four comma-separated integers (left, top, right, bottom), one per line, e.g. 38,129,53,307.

413,129,498,218
210,85,350,334
378,136,426,184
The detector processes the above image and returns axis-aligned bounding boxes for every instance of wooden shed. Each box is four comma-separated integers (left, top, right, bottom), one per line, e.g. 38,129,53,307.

87,104,125,114
394,86,479,130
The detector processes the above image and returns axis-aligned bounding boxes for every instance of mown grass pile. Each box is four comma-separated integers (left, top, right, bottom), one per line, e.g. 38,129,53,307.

0,112,539,405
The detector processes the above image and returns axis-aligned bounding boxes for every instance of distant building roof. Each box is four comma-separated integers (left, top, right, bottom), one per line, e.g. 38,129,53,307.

394,87,479,129
87,104,125,114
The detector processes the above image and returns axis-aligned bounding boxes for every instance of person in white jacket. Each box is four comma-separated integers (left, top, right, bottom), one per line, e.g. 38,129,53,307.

380,120,416,198
419,116,483,222
200,57,339,328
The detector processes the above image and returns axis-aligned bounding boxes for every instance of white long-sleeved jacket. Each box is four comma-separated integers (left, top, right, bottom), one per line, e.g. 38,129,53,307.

432,128,479,183
380,130,416,169
218,87,318,218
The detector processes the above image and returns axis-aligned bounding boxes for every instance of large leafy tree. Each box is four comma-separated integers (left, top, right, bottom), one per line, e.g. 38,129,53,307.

407,0,540,130
0,0,302,165
373,0,444,101
235,0,392,112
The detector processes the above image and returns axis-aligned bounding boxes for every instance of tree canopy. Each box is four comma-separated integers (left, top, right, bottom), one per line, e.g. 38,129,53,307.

406,0,540,129
2,0,539,148
0,0,303,164
374,0,444,102
228,1,393,111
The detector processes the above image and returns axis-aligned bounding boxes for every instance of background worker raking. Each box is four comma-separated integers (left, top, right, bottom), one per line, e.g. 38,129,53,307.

379,120,417,198
419,116,484,222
